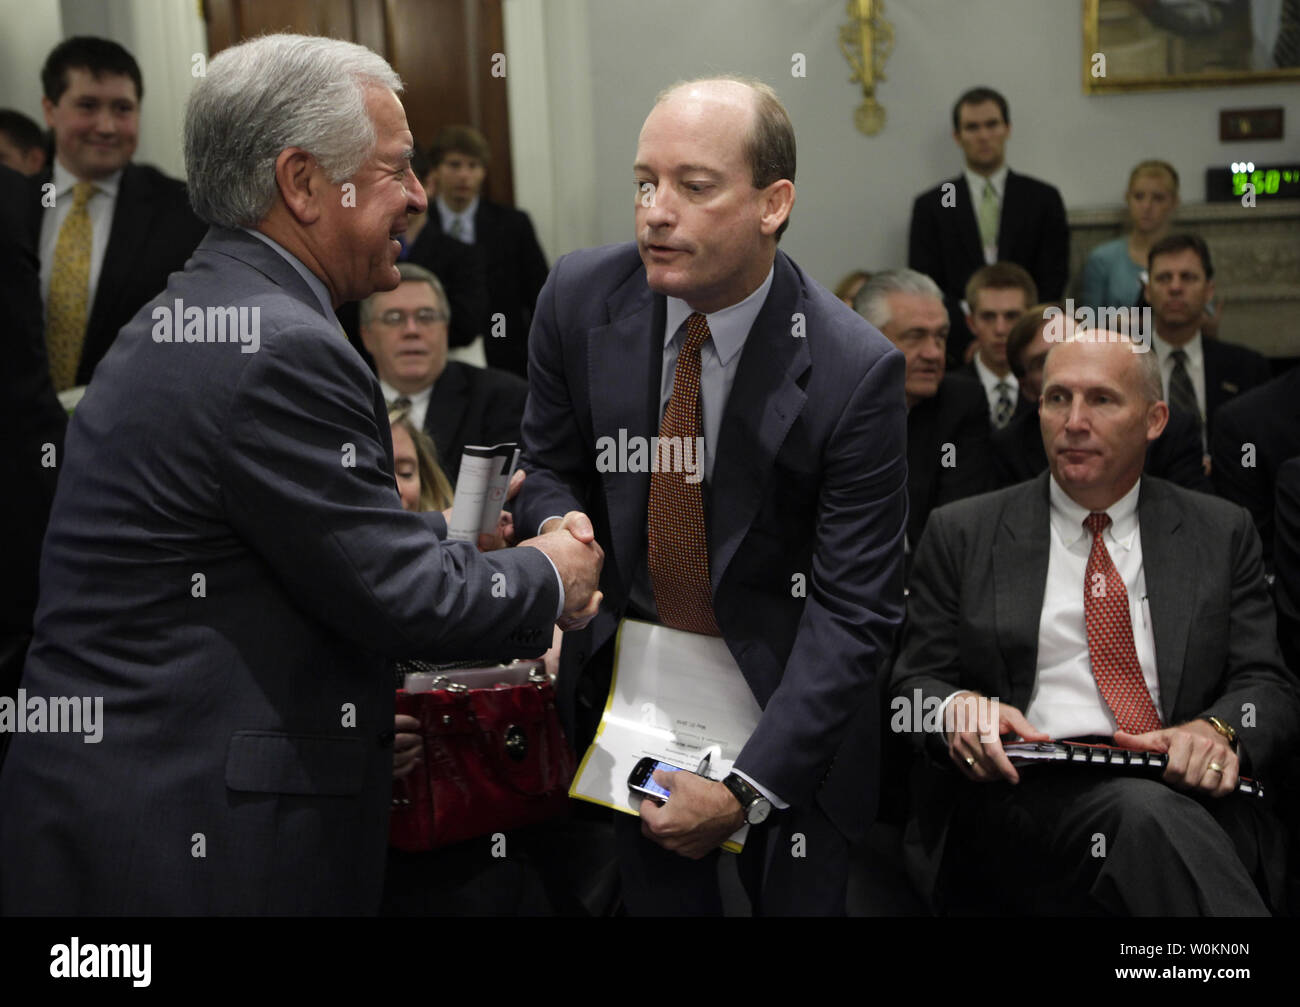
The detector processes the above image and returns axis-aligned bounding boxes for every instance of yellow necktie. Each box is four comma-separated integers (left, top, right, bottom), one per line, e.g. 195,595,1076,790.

46,181,97,392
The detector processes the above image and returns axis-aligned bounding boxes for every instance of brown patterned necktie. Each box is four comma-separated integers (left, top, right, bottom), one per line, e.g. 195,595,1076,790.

46,181,97,391
647,312,720,636
1083,512,1163,734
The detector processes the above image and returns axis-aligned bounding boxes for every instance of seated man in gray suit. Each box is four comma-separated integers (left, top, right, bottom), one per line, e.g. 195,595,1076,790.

0,33,602,916
892,331,1298,915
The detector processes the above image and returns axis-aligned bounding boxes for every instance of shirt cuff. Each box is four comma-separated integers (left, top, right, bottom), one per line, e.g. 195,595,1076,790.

731,769,789,810
535,552,566,621
936,690,964,743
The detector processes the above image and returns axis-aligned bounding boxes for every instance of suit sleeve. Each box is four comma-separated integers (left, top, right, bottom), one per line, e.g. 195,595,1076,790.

1151,408,1213,493
908,191,944,290
218,321,558,661
1033,185,1070,301
1200,506,1300,774
732,349,909,806
437,240,490,349
889,506,968,759
515,258,591,534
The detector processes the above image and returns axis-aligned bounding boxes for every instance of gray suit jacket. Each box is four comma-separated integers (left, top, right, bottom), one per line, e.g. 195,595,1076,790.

891,472,1299,899
515,242,908,842
0,227,559,915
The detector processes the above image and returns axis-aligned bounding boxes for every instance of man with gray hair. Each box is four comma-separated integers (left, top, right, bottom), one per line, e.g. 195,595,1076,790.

359,261,527,484
855,269,992,560
892,332,1298,914
0,34,602,915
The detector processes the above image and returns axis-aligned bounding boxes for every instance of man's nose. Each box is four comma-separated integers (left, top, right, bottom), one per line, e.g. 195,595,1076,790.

93,107,117,134
407,171,428,214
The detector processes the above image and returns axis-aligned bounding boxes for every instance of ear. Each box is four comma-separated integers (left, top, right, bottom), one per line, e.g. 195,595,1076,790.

1204,276,1216,303
359,322,378,356
273,147,326,226
41,96,56,129
1145,399,1169,443
757,179,795,237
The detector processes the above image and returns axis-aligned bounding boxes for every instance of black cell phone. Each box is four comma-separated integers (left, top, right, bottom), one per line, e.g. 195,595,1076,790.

627,757,687,804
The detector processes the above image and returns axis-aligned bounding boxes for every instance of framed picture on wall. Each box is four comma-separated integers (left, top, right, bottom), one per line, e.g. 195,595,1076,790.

1083,0,1300,92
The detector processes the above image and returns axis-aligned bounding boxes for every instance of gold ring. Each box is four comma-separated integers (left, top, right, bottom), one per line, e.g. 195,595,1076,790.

1208,762,1224,773
964,756,976,768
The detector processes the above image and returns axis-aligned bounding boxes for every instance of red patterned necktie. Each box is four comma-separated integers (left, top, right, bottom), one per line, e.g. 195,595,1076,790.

1082,512,1162,734
647,312,720,636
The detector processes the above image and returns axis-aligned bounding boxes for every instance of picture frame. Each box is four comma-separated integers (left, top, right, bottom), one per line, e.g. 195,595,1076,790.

1083,0,1300,93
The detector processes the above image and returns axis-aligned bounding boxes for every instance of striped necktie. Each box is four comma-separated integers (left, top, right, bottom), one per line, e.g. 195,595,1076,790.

1167,350,1202,442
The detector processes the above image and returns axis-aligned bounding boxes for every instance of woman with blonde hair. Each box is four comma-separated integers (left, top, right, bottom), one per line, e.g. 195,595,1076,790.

388,404,454,514
1079,159,1179,314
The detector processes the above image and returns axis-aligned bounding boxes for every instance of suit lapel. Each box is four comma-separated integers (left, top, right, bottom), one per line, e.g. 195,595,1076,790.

993,473,1051,707
1137,478,1194,721
84,164,152,361
1202,339,1233,421
709,252,810,592
423,360,469,459
996,170,1023,260
589,273,662,584
954,175,983,273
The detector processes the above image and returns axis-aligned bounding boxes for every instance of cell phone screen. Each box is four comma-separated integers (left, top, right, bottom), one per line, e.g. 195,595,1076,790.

632,760,679,800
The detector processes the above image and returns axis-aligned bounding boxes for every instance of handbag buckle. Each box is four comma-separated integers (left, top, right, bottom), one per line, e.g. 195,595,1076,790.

431,675,468,693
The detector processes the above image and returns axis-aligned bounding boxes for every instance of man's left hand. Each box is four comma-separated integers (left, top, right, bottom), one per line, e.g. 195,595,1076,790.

639,769,745,859
1114,720,1239,798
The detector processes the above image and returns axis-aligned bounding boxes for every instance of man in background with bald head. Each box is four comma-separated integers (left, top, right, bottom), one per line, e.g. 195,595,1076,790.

892,332,1297,915
515,76,907,914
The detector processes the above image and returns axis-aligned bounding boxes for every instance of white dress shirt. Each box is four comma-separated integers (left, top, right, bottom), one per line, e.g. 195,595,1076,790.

964,163,1008,266
380,379,433,432
1152,329,1207,439
39,159,120,312
437,195,478,244
972,352,1019,420
1024,476,1161,739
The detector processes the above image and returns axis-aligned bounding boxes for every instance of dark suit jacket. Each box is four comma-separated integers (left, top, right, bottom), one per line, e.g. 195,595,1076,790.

890,473,1299,899
515,242,908,843
0,165,65,716
992,398,1213,493
0,227,559,915
906,373,993,550
420,200,549,378
1275,457,1300,675
1202,336,1274,440
909,170,1068,364
1211,364,1300,562
30,162,207,386
402,227,491,350
422,360,528,483
952,359,1033,428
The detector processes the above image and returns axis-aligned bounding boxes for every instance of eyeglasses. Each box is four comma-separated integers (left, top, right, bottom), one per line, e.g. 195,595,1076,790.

377,308,447,327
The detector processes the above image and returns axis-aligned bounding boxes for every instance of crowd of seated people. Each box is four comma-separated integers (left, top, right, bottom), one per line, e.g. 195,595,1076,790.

4,30,1297,919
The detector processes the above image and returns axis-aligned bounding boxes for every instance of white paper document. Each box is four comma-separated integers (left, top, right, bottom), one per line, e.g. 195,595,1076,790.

447,443,520,542
569,619,763,852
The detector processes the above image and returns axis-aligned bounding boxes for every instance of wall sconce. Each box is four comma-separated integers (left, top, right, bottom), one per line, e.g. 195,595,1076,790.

839,0,894,135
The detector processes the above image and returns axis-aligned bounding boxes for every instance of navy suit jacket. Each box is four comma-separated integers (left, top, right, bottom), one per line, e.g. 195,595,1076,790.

423,360,528,484
29,162,207,386
0,228,558,915
514,242,908,841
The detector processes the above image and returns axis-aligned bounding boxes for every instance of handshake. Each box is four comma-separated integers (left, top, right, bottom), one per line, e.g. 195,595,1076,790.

467,469,604,632
520,512,604,632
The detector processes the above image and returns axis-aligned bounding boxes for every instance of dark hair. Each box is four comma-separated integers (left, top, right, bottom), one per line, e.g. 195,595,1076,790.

410,143,431,183
42,36,142,105
1006,301,1062,380
0,109,45,152
428,125,490,169
951,86,1008,132
965,261,1038,314
1148,232,1213,280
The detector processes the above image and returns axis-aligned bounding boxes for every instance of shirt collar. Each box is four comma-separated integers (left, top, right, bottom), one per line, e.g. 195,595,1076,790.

964,163,1008,202
52,158,122,200
1152,329,1203,369
436,196,478,230
1049,473,1142,551
242,227,338,325
972,352,1018,396
380,378,433,408
662,265,775,367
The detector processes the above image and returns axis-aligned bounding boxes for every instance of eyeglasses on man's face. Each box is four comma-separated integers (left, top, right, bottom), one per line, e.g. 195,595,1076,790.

378,307,447,327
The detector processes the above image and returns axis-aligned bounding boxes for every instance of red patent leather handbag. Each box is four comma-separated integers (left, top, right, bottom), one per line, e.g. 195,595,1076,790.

389,661,575,850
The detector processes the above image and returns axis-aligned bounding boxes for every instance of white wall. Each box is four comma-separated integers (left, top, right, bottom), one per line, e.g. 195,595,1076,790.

510,0,1300,290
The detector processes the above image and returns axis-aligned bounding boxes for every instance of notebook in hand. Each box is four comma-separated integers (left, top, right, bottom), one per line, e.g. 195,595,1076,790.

1004,740,1264,797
